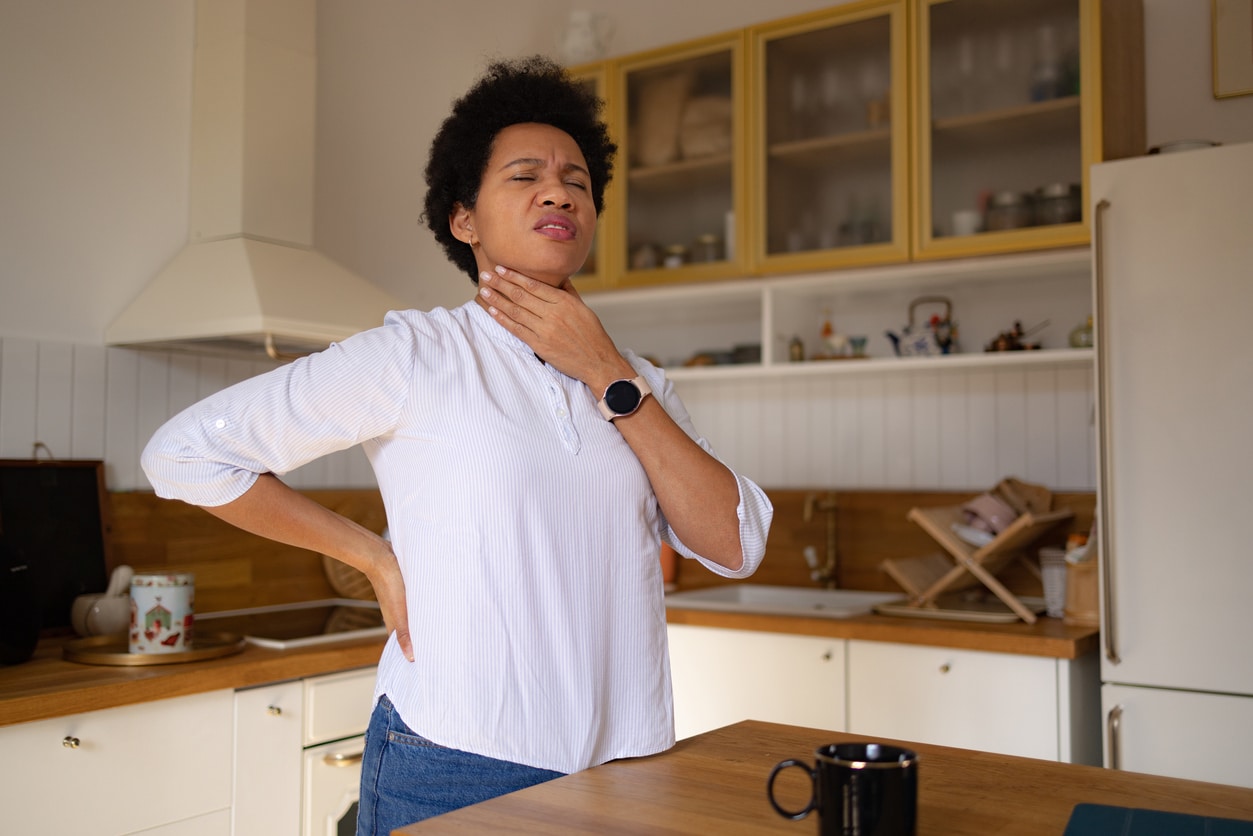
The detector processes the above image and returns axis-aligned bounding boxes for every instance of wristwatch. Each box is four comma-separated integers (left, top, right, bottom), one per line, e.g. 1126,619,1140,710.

597,375,652,421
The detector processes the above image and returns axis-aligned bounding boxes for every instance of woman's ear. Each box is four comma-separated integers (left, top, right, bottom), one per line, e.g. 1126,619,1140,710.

450,204,477,247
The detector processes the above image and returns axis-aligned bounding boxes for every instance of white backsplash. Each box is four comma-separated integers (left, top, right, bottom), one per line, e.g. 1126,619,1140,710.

0,336,1094,493
0,337,372,492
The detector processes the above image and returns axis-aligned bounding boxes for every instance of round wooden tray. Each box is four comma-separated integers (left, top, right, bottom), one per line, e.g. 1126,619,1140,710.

63,632,246,666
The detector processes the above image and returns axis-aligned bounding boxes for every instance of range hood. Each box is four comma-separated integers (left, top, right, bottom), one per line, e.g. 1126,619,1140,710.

107,0,403,360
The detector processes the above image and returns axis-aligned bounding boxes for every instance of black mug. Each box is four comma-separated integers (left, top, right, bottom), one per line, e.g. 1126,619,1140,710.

767,742,918,836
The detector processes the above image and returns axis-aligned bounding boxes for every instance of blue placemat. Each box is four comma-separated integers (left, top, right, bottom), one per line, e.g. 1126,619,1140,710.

1065,803,1253,835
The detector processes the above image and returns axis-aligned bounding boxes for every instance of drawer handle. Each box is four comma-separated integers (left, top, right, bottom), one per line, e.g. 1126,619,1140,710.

62,736,80,749
267,705,283,716
323,750,364,768
938,663,951,674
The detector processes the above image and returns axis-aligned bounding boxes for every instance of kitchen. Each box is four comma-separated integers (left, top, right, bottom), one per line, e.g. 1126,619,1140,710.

2,0,1253,833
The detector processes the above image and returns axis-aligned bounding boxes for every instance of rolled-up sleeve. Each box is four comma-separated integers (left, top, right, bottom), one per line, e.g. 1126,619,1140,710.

631,354,773,579
142,318,418,506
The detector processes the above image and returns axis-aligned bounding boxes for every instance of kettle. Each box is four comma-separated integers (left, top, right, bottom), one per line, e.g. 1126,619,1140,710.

886,296,957,357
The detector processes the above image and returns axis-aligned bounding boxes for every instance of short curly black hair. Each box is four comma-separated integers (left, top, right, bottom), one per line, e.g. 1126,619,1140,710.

422,55,617,283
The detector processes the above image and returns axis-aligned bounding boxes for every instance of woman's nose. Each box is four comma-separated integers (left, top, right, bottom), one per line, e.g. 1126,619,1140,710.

539,180,574,209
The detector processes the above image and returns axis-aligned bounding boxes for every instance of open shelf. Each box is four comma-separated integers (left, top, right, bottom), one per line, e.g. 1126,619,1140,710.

589,247,1094,374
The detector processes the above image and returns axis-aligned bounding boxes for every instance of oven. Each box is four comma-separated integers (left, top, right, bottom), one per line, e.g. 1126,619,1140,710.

304,735,365,836
302,667,376,836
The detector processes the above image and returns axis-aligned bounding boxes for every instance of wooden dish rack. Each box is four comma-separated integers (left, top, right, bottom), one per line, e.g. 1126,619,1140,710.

881,480,1074,624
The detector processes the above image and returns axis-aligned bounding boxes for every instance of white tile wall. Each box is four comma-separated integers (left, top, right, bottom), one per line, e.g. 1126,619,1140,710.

0,337,371,492
0,336,1094,493
675,362,1095,492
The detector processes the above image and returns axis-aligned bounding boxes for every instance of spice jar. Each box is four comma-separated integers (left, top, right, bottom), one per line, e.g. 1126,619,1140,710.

985,191,1034,231
1035,182,1081,226
662,244,688,269
691,233,724,263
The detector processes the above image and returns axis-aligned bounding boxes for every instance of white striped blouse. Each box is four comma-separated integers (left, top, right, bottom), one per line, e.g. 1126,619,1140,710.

142,300,772,773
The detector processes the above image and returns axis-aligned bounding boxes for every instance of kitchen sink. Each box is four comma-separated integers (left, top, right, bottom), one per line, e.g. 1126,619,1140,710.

196,598,387,649
665,584,904,619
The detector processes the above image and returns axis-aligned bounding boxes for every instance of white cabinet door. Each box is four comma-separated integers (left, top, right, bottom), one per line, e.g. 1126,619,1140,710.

668,624,844,739
848,641,1067,761
233,680,304,836
1102,685,1253,789
0,689,233,835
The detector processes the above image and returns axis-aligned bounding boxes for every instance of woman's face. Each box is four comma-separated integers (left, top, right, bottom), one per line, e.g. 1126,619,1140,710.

451,122,596,287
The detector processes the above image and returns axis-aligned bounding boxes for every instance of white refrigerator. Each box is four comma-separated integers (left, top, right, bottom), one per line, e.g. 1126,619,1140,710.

1091,141,1253,788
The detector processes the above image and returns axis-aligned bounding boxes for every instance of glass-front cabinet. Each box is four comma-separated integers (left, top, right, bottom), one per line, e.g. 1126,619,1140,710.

568,0,1141,292
914,0,1144,259
750,1,910,274
611,33,747,287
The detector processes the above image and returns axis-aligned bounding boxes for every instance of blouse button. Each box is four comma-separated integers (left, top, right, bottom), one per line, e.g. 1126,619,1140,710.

214,419,227,429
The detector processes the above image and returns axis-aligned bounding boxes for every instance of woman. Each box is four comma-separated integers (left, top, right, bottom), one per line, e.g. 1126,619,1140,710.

142,56,771,832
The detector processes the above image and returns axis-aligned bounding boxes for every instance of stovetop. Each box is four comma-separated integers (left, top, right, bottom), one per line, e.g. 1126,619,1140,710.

196,598,387,649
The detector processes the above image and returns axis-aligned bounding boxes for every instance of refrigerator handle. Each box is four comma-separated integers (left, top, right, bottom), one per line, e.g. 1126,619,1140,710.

1094,198,1120,665
1106,703,1124,770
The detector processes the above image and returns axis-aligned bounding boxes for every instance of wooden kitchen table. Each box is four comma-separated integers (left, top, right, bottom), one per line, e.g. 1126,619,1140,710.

394,720,1253,834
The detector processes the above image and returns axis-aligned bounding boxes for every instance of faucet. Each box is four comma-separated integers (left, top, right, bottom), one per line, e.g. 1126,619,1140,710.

802,492,840,589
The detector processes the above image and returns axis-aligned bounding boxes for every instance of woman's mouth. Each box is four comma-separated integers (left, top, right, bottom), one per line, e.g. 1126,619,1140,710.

535,215,576,241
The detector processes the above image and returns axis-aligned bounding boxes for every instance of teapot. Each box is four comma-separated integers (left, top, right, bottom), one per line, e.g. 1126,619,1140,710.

885,296,957,357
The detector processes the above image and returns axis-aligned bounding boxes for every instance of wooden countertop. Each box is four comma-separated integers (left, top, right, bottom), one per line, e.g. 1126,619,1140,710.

664,606,1099,659
0,608,1094,729
0,634,385,727
396,720,1253,835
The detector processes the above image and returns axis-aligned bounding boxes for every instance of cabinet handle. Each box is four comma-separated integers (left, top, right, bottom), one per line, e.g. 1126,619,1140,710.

1106,703,1123,770
323,750,364,767
62,736,80,749
822,651,833,662
938,663,951,674
267,705,283,716
1094,197,1121,665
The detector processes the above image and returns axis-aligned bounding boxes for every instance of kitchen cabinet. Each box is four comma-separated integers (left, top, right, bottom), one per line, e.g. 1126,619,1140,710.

235,666,376,836
0,689,233,835
847,639,1101,763
571,0,1140,290
912,0,1144,259
667,623,844,739
609,32,748,287
233,679,304,836
749,1,910,273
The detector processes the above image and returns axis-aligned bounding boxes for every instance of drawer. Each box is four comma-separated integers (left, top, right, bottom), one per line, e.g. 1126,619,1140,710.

0,689,233,834
304,666,376,746
848,641,1060,760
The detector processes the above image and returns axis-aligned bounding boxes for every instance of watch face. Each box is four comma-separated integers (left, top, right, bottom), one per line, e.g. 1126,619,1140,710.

603,379,642,415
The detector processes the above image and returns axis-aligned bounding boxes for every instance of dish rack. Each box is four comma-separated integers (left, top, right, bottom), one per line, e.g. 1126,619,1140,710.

881,484,1074,624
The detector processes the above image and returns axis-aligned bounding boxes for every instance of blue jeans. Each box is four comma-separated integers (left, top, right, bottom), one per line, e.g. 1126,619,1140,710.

356,695,565,834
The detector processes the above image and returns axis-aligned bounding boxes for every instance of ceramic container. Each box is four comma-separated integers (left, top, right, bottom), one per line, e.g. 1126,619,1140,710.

129,573,194,654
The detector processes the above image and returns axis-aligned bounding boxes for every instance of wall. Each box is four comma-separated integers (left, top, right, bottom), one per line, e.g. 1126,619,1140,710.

0,1,1247,492
0,337,368,491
